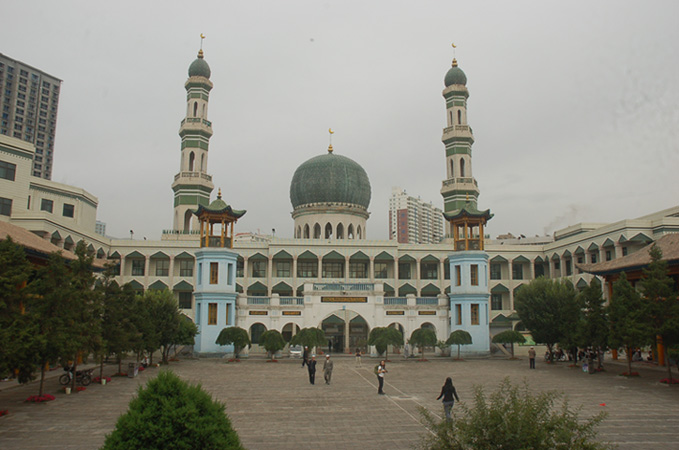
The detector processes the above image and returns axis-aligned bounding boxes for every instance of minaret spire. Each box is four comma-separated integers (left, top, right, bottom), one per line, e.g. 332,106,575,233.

328,128,334,153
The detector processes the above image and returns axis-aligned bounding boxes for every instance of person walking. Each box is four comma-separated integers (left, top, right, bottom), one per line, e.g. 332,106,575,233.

528,347,536,369
302,346,309,368
355,348,362,367
377,360,387,395
307,355,317,385
323,355,334,384
436,377,460,421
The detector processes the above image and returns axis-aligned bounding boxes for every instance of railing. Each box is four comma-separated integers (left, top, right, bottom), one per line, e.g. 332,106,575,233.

384,297,407,305
247,297,270,305
202,236,232,248
416,297,439,305
442,178,478,188
280,297,304,305
162,229,201,235
455,240,482,251
180,117,212,127
443,124,471,134
174,171,213,182
313,283,374,291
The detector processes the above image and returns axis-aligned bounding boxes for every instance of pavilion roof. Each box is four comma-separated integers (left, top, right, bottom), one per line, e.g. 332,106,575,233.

443,202,493,222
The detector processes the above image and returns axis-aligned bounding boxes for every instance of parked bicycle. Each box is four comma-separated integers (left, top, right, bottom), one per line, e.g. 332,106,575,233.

59,366,93,386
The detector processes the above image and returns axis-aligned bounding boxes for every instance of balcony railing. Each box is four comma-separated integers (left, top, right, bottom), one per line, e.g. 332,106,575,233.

384,297,407,305
442,124,472,134
162,229,201,235
313,283,374,291
180,117,212,127
442,178,478,188
280,297,304,305
174,171,213,182
416,297,439,305
247,297,270,305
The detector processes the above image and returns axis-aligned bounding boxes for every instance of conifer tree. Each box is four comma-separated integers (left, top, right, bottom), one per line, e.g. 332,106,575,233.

577,279,609,369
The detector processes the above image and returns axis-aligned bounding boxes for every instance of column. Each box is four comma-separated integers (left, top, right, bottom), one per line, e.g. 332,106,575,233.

292,256,298,296
345,256,350,282
529,259,535,280
267,257,273,296
169,256,175,287
439,259,446,293
344,318,350,354
614,243,622,259
317,258,323,280
369,257,375,281
144,257,150,286
119,258,126,283
415,258,421,296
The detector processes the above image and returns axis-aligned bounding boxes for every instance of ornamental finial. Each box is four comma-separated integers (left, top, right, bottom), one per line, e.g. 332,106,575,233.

218,188,222,199
198,33,205,58
451,42,457,66
328,128,334,153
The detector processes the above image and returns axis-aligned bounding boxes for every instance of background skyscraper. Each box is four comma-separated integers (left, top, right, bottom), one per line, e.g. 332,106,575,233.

0,53,61,180
389,187,444,244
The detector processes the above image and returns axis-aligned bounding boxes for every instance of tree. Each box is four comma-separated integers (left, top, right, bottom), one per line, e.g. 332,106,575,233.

100,277,138,376
0,237,35,383
102,371,243,450
368,327,403,361
259,330,286,361
143,289,184,364
491,330,525,358
133,291,160,367
640,245,679,383
577,279,609,370
608,273,653,375
289,327,326,353
515,278,579,361
65,241,103,391
419,378,613,450
410,327,437,361
216,327,251,359
29,252,74,396
447,330,473,360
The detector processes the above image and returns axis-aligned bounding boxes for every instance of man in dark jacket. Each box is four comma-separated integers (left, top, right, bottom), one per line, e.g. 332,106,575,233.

307,355,317,385
302,346,309,367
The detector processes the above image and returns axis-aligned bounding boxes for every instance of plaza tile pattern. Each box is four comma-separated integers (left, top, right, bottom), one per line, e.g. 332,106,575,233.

1,357,678,449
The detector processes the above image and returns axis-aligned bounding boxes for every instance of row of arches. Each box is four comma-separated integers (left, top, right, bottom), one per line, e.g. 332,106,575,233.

188,101,207,119
49,231,106,259
186,151,205,173
295,222,363,240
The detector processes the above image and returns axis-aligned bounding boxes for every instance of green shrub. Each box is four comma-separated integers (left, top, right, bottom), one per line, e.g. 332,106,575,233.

419,378,612,450
102,371,243,450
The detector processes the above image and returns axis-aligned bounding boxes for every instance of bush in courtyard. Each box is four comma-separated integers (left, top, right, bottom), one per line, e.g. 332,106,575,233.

419,378,612,450
259,329,286,361
101,371,243,450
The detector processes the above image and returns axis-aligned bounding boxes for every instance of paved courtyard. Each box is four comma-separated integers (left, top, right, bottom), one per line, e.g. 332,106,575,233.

1,355,679,449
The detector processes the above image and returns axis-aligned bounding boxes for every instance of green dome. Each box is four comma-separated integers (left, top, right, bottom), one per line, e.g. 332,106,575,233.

290,149,371,210
188,50,211,79
444,59,467,87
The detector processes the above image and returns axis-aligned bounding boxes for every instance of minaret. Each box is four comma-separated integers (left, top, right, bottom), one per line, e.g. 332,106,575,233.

171,41,215,232
441,50,493,356
440,57,480,226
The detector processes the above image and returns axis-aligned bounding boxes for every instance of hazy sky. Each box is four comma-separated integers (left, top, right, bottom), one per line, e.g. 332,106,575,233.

2,1,678,241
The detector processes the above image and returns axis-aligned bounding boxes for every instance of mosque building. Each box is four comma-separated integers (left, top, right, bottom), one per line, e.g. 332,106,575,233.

1,45,678,356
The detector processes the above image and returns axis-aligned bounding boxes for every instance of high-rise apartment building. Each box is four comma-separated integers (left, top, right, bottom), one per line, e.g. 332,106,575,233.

0,53,62,179
389,187,444,244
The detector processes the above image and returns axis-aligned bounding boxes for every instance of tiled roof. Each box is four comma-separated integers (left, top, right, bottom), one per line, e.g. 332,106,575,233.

0,221,106,268
578,233,679,275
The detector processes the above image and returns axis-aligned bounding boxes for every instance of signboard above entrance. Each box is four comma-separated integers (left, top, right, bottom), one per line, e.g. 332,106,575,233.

321,297,368,303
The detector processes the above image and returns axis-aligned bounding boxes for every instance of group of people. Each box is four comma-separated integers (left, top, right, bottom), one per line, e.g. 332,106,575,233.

301,347,461,421
301,346,333,385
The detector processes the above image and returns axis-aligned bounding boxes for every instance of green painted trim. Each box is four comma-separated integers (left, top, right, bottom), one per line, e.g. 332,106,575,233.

512,255,530,263
323,250,344,261
442,136,474,145
179,128,213,139
184,80,213,91
349,251,369,261
445,146,471,157
273,249,293,259
374,251,394,261
172,185,214,194
0,145,34,159
181,139,210,150
174,193,211,207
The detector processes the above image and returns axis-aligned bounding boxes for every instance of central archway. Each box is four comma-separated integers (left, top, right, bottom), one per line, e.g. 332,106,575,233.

321,311,370,354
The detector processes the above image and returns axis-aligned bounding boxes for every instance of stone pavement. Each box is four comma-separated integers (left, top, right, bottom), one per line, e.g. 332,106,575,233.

1,356,679,449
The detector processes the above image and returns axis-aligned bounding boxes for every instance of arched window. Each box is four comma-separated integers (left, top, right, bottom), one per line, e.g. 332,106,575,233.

325,223,333,239
450,159,454,178
296,226,301,238
304,224,310,239
193,102,198,117
459,158,465,177
348,224,354,239
183,210,192,232
313,223,321,239
457,110,462,124
357,225,362,239
337,223,344,239
449,111,453,125
202,104,206,118
188,152,195,171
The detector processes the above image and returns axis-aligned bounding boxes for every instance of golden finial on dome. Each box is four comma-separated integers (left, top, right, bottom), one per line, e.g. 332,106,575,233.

198,33,206,58
452,58,458,67
451,43,458,66
328,128,334,153
218,188,222,199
